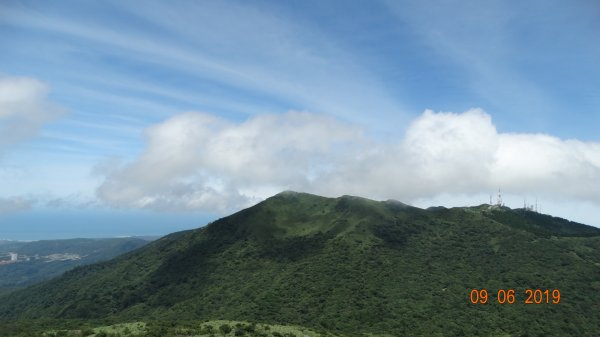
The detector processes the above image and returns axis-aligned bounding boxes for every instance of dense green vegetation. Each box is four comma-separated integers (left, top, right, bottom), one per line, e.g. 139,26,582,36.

1,192,599,336
0,238,151,292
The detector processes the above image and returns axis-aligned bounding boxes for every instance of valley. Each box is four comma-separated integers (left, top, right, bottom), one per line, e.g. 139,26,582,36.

0,237,153,293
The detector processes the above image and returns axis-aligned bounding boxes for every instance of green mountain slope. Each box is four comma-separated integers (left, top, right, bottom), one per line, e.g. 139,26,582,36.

1,192,599,336
0,237,151,293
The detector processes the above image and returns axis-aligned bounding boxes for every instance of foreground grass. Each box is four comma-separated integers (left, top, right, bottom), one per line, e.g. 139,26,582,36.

0,320,344,337
89,322,146,337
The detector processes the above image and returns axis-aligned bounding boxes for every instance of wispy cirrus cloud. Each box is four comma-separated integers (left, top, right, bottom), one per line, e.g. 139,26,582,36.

383,0,600,136
383,1,552,120
0,1,407,128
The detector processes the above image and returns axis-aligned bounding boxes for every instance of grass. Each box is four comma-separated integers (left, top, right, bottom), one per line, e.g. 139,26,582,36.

92,322,146,336
27,320,335,337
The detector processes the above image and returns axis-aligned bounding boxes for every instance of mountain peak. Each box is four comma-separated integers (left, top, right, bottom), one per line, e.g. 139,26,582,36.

274,190,302,196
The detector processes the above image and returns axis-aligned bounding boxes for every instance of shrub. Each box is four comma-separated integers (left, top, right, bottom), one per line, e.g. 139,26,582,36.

81,328,95,337
219,324,232,335
244,323,256,332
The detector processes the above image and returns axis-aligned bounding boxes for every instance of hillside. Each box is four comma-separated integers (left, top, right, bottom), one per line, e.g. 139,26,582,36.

1,192,599,336
0,237,152,294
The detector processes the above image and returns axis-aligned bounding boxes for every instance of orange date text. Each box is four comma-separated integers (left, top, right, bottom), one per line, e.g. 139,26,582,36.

469,289,560,305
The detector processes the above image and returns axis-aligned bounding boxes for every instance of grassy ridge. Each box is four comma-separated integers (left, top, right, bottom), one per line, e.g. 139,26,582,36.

1,192,599,336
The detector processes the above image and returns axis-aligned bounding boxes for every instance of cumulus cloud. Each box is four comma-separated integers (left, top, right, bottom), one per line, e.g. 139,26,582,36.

493,133,600,200
96,109,600,212
96,111,362,211
0,76,63,151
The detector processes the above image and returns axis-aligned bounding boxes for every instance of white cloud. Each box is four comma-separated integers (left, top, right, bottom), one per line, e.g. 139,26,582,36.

0,76,63,150
96,111,361,211
96,109,600,218
401,109,498,193
493,134,600,201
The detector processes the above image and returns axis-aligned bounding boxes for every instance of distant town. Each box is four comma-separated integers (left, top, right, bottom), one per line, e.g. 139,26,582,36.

0,252,82,265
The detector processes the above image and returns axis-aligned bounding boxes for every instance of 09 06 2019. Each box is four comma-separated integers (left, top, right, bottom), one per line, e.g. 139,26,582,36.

469,288,561,304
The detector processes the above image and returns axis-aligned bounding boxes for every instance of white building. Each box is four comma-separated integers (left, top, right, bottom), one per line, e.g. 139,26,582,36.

9,252,17,261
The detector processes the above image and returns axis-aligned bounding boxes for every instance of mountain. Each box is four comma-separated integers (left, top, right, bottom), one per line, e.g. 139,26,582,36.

0,237,152,294
1,192,599,336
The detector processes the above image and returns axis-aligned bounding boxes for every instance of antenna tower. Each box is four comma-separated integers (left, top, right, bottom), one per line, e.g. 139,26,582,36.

496,189,503,207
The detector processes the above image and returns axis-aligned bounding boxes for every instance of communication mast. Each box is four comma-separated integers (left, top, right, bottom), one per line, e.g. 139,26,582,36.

523,197,540,213
496,189,503,207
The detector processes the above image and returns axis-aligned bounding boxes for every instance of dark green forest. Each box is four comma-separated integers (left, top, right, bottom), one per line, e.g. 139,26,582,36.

1,192,599,336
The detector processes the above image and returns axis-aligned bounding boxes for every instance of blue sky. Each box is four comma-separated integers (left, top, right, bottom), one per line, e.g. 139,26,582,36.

1,0,600,239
